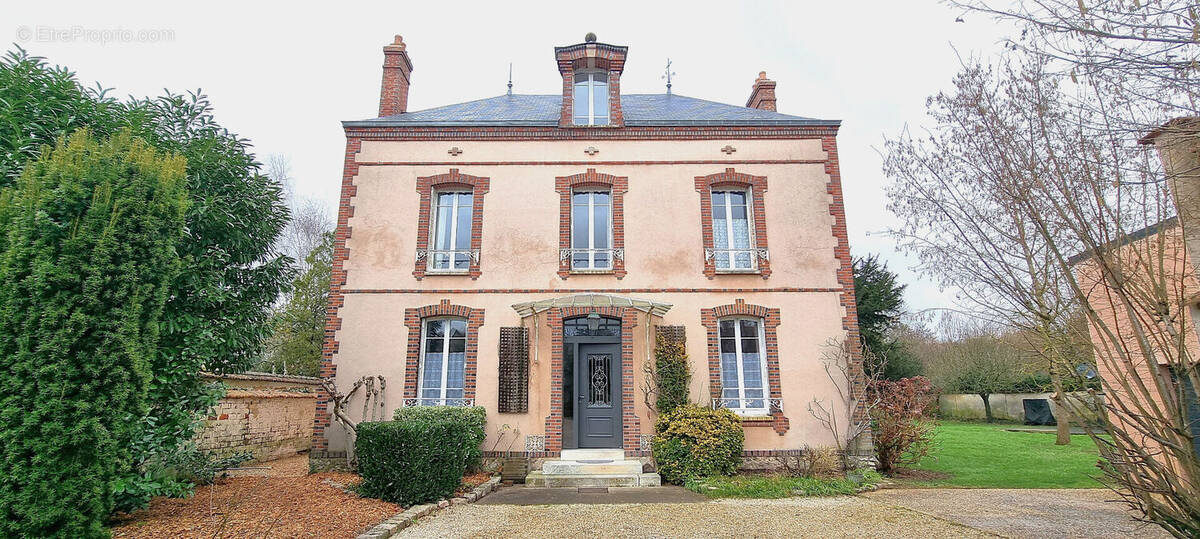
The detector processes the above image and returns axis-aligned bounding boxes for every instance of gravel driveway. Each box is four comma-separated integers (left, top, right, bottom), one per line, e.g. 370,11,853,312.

398,496,989,538
397,487,1167,538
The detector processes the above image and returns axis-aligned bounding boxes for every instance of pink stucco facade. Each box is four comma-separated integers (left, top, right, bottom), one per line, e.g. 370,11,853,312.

313,35,862,460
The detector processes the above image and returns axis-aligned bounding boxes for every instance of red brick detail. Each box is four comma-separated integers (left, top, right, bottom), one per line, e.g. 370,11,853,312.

343,125,840,141
695,168,771,279
554,169,628,279
823,136,866,424
746,72,777,111
402,299,486,402
342,286,841,294
412,169,490,280
378,36,413,117
700,299,788,435
313,137,363,451
554,41,627,128
543,307,640,454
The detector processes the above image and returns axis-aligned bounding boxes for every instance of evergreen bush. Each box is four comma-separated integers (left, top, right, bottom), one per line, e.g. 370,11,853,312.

357,406,487,505
652,404,744,484
0,130,188,537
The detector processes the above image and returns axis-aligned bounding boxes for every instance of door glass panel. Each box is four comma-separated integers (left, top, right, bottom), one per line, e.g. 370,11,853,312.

587,353,612,408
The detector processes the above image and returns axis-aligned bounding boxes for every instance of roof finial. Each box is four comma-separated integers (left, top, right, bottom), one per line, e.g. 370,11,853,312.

585,32,597,43
507,63,513,96
662,58,676,94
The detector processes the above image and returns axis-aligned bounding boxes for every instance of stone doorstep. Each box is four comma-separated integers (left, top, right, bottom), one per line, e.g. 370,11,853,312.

525,471,662,488
542,459,643,475
356,476,502,539
559,448,625,461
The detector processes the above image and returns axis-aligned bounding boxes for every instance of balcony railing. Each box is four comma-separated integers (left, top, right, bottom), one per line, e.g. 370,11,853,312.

560,248,624,268
416,249,480,271
712,397,783,414
705,247,769,270
403,397,475,407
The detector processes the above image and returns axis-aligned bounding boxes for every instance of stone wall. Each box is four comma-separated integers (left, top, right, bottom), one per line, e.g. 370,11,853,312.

197,372,321,463
938,392,1104,423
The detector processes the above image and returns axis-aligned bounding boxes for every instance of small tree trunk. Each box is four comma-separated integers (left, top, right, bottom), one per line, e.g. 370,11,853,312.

1051,375,1071,445
981,393,994,423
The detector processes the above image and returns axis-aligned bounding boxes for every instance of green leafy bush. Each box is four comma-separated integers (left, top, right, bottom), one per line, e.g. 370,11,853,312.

652,404,744,484
653,340,691,415
393,405,487,470
0,130,188,536
358,406,487,505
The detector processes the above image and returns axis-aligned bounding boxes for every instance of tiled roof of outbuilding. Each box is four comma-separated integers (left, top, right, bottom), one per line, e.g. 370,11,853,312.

343,93,838,127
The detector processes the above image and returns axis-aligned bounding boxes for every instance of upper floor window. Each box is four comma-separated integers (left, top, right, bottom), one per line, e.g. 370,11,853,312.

571,190,612,271
418,317,468,406
711,190,755,271
573,71,609,126
430,191,473,272
718,317,767,415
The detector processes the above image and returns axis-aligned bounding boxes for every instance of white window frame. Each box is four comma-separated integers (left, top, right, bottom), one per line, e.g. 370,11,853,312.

711,188,757,272
428,190,472,273
719,316,769,416
416,316,468,406
574,70,609,126
570,189,614,271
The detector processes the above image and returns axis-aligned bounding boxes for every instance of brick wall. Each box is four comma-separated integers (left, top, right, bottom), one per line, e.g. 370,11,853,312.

196,372,321,463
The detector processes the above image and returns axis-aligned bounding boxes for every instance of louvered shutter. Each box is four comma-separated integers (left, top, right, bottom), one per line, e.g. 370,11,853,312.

497,327,529,413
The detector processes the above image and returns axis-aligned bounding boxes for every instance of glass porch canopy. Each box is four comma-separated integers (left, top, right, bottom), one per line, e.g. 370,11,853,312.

511,294,673,318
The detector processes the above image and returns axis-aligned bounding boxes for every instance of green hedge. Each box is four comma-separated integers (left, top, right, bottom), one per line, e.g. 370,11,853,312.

652,404,744,484
355,406,486,505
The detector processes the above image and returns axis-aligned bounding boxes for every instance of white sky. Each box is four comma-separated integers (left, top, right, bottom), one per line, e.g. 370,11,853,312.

7,0,1016,314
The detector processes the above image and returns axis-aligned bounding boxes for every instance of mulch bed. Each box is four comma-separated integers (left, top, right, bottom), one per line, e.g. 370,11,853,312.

456,472,494,496
109,455,400,538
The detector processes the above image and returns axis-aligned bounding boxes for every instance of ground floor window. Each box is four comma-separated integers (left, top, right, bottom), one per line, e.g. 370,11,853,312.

418,317,467,405
718,316,768,415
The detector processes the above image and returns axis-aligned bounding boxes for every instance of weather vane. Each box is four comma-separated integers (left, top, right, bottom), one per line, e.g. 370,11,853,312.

662,58,676,94
507,63,513,96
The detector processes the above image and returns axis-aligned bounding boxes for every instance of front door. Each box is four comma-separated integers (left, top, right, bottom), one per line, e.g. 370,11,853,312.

575,343,622,448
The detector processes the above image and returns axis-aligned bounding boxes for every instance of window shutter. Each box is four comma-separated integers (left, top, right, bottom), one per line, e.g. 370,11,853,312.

497,326,529,413
655,325,687,348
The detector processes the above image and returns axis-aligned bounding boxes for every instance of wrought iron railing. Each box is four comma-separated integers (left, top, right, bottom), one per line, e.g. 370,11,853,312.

403,397,475,407
560,248,624,267
712,397,783,414
704,247,769,269
416,249,480,271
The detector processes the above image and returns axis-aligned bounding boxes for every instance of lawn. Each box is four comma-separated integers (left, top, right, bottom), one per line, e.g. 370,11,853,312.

901,421,1105,488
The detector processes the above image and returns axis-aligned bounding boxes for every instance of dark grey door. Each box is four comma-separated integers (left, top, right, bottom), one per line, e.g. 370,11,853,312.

576,343,622,448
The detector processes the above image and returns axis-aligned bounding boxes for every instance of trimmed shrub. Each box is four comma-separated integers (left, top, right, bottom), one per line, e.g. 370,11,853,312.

357,406,486,505
393,405,487,470
652,404,744,484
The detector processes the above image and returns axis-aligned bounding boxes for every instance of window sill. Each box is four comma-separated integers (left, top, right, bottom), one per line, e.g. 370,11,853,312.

714,269,762,275
569,269,615,275
424,270,471,276
739,415,774,426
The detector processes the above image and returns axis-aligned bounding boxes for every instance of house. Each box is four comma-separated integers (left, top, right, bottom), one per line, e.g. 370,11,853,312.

310,33,864,483
1071,118,1200,475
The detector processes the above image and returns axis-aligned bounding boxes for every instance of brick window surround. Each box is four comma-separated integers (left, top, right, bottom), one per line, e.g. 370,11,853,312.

555,169,628,279
413,169,490,280
542,307,640,453
695,168,771,279
555,42,627,128
701,299,788,435
403,300,485,404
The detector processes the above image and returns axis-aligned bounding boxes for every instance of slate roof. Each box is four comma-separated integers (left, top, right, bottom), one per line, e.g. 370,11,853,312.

343,93,838,128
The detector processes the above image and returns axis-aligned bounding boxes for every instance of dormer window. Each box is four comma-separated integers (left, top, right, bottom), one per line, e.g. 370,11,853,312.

573,70,609,126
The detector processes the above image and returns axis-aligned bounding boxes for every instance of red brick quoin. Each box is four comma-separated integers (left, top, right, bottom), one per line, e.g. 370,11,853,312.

701,299,788,435
543,307,640,454
822,136,867,425
412,169,490,280
313,137,362,452
555,168,628,280
402,299,485,403
695,168,771,279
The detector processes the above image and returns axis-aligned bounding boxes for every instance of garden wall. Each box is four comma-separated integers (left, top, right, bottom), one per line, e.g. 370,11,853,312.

196,372,321,463
938,391,1104,423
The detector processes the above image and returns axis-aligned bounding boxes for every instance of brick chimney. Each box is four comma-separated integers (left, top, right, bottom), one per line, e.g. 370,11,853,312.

378,35,414,117
746,71,776,111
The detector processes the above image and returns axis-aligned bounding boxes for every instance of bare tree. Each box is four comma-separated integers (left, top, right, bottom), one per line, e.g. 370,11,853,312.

808,339,885,471
885,49,1200,535
265,154,333,273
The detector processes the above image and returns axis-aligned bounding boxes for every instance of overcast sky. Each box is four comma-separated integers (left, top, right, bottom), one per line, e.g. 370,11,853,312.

8,0,1016,315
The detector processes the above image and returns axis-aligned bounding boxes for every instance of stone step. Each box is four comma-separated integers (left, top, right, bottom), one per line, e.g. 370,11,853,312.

559,448,626,462
542,459,644,475
524,471,662,488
